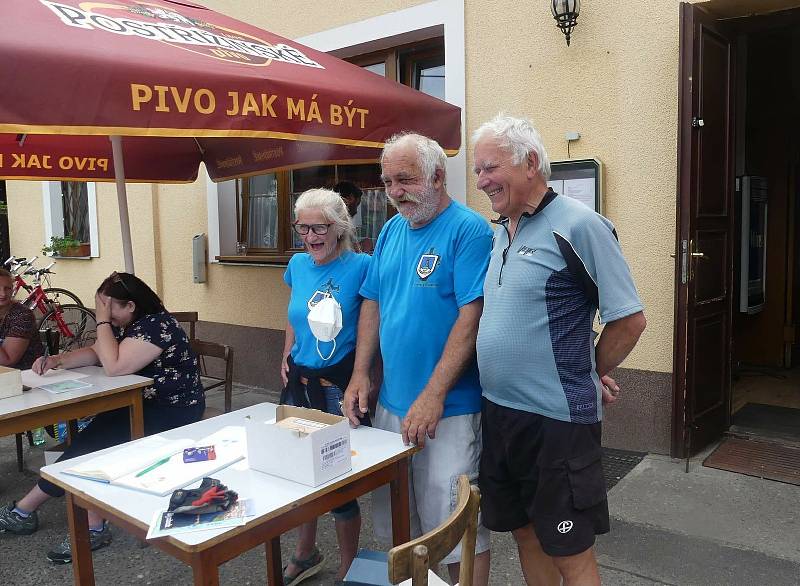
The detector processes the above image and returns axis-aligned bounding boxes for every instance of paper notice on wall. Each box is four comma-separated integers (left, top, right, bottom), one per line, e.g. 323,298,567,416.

547,179,564,194
319,436,349,471
562,178,596,210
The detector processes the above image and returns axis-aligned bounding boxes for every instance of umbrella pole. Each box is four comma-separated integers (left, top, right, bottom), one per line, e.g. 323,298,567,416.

109,135,135,274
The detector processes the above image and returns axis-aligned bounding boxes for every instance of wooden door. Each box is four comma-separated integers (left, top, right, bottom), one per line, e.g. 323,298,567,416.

673,3,736,456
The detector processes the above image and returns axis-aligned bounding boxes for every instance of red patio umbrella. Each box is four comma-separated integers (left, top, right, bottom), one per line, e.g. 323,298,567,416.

0,0,461,272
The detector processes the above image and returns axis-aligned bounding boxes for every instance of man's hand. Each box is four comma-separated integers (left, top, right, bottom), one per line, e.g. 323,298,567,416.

344,371,371,427
280,353,290,387
601,374,620,405
401,391,445,447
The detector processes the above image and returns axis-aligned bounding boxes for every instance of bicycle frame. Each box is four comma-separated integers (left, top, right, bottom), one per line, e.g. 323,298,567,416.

15,278,76,338
12,273,32,298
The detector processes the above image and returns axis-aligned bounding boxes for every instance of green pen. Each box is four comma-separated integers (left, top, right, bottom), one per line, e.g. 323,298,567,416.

135,455,172,478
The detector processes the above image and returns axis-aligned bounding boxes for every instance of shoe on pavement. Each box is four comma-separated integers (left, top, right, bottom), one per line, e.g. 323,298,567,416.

283,547,324,585
0,501,38,535
46,521,112,564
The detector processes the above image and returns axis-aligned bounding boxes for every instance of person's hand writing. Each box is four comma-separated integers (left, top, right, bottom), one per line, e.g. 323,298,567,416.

601,374,620,405
343,371,371,427
94,292,112,322
401,391,444,448
32,355,59,376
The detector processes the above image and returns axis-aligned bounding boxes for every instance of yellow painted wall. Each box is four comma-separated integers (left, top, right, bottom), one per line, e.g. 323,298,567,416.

5,0,691,374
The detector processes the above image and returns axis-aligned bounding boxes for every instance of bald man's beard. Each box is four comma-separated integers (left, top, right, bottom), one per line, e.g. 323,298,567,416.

387,183,440,225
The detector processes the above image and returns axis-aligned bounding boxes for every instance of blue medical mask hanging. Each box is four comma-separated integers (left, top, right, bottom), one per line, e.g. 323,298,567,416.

307,293,343,360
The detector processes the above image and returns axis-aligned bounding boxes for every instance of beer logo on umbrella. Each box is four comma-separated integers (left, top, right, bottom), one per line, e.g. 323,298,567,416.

42,0,324,68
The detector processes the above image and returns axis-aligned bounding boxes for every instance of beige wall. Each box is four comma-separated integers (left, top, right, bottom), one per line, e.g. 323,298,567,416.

6,0,687,374
463,1,683,372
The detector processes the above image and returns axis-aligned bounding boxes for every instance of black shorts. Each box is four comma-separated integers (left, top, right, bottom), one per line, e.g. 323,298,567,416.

478,398,609,557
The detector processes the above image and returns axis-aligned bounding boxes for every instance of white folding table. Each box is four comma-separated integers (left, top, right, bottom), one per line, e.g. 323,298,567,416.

41,402,416,585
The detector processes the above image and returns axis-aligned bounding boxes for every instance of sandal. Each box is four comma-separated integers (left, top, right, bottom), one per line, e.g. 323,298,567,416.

283,547,324,585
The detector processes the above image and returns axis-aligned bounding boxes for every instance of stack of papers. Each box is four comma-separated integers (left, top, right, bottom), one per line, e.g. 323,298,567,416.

63,426,246,495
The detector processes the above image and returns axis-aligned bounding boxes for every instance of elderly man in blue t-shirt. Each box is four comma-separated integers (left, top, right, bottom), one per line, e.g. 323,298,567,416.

344,132,492,585
473,114,647,586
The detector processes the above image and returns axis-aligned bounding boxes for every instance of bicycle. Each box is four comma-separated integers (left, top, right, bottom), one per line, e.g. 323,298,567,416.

39,303,97,354
5,256,84,311
3,259,96,353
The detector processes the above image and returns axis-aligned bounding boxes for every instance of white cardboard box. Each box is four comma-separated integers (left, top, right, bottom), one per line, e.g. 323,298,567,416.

245,405,351,486
0,366,22,400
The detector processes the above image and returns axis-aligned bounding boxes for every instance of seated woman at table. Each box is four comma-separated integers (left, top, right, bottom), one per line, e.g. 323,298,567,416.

0,268,44,369
280,188,370,584
0,271,204,564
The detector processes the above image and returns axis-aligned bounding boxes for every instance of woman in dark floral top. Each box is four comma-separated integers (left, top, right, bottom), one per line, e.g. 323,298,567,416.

0,272,204,563
0,268,44,369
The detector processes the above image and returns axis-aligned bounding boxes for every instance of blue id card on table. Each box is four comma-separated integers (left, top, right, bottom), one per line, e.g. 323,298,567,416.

183,446,216,463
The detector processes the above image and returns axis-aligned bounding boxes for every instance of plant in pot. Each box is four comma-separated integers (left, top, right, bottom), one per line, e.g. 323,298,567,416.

42,235,90,257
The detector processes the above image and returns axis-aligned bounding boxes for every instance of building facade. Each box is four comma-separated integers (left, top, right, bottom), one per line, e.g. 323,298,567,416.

6,0,800,457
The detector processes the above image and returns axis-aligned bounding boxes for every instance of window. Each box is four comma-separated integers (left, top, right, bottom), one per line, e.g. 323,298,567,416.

225,40,445,261
42,181,99,257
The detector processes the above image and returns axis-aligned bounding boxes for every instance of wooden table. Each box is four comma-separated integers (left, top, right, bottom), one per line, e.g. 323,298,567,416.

0,366,150,443
41,403,416,585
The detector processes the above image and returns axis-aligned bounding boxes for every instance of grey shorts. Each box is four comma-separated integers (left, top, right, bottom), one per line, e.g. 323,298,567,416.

371,404,490,565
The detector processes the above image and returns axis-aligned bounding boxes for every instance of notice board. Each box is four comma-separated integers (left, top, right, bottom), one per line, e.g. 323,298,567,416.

547,158,603,214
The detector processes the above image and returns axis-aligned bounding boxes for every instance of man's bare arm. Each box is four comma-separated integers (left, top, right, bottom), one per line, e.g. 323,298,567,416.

595,311,646,379
402,298,483,446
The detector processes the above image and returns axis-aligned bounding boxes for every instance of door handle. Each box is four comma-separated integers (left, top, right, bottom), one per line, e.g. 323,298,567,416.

691,251,707,259
673,240,689,284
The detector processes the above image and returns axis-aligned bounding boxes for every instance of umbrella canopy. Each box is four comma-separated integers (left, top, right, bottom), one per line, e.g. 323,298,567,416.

0,0,462,270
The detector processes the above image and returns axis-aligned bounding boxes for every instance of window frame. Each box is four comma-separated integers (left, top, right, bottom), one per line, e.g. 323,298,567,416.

42,181,99,258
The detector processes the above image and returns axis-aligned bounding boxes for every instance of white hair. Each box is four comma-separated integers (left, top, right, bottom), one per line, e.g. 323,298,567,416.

380,133,447,184
472,114,551,180
294,188,355,251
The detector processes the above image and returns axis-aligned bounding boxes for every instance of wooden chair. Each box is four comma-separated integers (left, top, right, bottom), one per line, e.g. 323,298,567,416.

343,475,480,586
172,312,234,414
192,339,234,414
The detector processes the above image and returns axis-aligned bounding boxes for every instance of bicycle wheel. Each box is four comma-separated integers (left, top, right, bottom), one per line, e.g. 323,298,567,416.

39,305,97,354
42,287,83,308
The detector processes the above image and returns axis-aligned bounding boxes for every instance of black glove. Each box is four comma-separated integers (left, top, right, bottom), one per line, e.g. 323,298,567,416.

168,477,238,515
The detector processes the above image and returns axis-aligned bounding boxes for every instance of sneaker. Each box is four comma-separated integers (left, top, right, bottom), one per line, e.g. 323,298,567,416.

0,501,38,535
46,522,112,564
283,547,324,585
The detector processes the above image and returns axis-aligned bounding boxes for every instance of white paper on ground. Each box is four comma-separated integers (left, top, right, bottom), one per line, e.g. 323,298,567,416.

21,369,90,388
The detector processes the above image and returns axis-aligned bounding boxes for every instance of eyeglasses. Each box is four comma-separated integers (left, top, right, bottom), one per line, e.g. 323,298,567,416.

110,271,132,296
292,223,333,236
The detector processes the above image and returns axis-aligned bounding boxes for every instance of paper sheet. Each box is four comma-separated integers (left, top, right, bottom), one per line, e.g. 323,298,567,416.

21,369,90,389
39,380,93,394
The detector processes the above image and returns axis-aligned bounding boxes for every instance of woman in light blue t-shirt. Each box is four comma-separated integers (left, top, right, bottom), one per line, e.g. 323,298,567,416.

280,188,369,584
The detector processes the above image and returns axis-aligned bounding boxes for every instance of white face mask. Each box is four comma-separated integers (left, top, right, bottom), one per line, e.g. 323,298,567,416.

307,294,343,360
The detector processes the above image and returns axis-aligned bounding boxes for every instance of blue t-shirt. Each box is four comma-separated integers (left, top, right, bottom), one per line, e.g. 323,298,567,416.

119,312,204,407
360,200,492,418
284,251,370,369
477,193,643,424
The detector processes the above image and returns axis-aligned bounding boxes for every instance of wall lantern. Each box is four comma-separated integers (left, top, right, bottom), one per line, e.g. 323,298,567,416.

551,0,580,46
